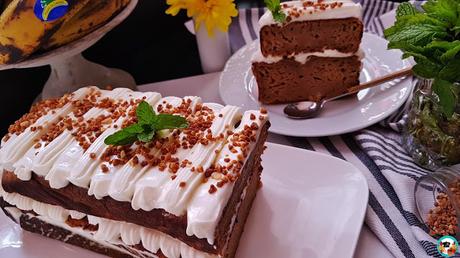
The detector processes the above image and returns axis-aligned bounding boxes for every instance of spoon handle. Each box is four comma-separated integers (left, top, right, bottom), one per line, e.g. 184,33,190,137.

347,66,413,94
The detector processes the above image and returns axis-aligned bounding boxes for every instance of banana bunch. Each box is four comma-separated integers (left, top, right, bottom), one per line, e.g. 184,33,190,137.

0,0,130,65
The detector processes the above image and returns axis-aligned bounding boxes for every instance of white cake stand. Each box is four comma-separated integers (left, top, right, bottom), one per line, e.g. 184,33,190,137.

0,0,138,99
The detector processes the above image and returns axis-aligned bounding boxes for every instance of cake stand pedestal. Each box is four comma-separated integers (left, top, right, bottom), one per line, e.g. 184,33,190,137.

0,0,138,99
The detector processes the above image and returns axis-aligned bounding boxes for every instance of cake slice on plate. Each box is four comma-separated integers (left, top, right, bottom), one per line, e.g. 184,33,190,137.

0,86,270,258
252,0,363,104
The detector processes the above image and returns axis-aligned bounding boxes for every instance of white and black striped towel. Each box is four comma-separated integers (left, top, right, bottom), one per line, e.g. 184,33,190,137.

227,1,448,257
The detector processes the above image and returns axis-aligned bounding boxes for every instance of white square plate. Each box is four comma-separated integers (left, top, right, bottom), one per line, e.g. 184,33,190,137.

0,142,368,258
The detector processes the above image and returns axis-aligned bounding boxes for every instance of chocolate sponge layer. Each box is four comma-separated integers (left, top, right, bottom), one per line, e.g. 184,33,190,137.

260,18,363,57
252,56,361,104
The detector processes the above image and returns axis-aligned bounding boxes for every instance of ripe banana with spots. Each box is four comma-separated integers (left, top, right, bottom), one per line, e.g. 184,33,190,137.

0,0,130,65
42,0,131,50
0,0,90,64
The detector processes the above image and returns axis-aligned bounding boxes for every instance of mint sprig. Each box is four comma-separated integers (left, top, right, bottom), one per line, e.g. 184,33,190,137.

395,2,418,17
385,1,460,117
264,0,286,23
104,101,188,146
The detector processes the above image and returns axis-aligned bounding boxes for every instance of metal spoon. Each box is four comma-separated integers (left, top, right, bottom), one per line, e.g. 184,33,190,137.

283,67,413,119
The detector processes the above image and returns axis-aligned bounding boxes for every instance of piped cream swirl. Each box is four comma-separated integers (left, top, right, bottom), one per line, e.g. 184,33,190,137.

259,0,362,27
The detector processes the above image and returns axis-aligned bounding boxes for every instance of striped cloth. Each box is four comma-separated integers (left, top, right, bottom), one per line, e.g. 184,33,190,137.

227,1,448,258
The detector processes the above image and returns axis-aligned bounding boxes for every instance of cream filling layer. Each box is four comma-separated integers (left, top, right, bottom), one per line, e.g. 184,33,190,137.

252,48,364,64
259,0,362,27
0,190,218,258
3,206,149,258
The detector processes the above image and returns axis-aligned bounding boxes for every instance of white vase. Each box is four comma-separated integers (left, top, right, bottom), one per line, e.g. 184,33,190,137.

194,21,231,73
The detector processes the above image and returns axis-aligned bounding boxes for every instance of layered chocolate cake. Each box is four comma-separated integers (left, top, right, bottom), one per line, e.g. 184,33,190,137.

252,0,363,104
0,87,270,258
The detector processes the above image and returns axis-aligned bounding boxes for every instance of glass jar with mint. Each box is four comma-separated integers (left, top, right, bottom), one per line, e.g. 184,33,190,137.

403,79,460,170
384,1,460,170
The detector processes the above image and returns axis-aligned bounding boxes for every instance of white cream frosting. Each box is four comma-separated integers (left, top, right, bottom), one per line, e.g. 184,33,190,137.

186,111,267,244
259,0,362,27
106,96,201,202
0,87,269,245
0,188,218,258
12,88,132,182
88,96,184,201
252,48,364,64
148,105,242,216
46,90,161,190
68,91,163,189
0,87,93,174
130,102,226,213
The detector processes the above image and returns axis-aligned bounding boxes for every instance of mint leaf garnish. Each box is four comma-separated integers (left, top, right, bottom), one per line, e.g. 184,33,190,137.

137,130,155,143
153,114,189,130
136,100,156,125
104,101,189,146
272,11,286,23
124,124,144,134
264,0,286,23
384,1,460,117
104,124,143,146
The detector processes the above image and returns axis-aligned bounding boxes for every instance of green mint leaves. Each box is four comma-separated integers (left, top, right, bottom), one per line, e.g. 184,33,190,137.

384,0,460,117
136,101,156,125
104,124,143,146
264,0,286,22
396,2,418,17
433,78,458,116
104,101,188,146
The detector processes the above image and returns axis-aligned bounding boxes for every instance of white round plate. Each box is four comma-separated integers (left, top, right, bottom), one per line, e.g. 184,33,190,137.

219,32,413,137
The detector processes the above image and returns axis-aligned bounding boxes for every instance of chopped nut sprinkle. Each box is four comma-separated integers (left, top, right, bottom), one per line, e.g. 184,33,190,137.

6,93,74,140
281,0,344,20
101,164,109,173
208,184,217,194
427,179,460,237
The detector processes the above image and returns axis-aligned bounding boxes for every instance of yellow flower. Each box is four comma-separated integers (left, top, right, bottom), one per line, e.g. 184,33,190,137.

165,0,238,36
165,0,188,16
